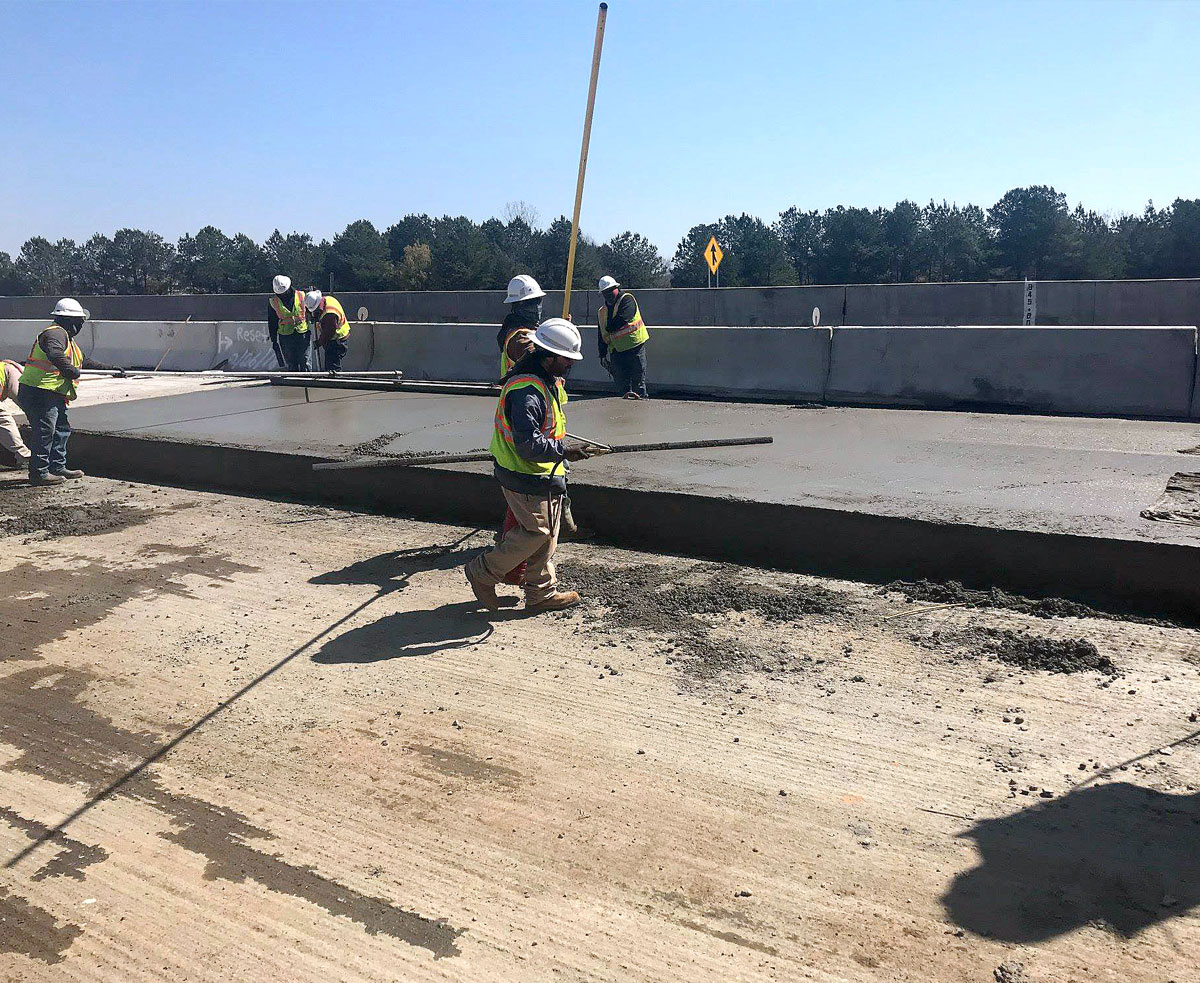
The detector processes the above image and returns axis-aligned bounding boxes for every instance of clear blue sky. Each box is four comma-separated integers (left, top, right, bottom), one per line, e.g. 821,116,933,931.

2,0,1197,259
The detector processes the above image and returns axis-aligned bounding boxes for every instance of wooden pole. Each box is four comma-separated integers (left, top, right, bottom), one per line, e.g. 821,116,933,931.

562,2,608,319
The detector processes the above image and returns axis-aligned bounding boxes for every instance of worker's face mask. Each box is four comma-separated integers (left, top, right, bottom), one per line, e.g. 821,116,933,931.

604,288,619,305
59,317,84,336
515,299,542,324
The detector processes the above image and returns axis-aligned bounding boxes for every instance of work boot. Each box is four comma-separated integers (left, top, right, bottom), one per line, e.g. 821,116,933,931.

30,473,65,487
53,469,85,480
526,590,581,614
622,391,641,400
464,564,499,611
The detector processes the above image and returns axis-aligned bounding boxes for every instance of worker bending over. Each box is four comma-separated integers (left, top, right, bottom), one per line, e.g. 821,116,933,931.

597,275,650,399
466,318,589,614
0,358,32,471
268,275,311,371
304,290,351,370
498,275,545,376
15,299,119,486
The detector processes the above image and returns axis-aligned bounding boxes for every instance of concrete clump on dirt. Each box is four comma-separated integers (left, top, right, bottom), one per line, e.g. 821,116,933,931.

0,501,148,540
564,560,843,677
993,961,1029,983
983,630,1117,675
885,578,1175,627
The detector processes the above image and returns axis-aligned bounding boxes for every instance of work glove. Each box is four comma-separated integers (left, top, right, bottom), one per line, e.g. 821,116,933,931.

565,445,593,462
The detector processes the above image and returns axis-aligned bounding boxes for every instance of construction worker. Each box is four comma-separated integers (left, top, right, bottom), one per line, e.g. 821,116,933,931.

498,275,545,377
597,275,650,399
304,290,351,370
268,275,311,371
0,358,32,471
15,298,120,486
465,318,590,614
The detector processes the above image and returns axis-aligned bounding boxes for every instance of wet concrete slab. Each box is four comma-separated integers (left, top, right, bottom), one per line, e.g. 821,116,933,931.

35,382,1199,620
69,383,1200,546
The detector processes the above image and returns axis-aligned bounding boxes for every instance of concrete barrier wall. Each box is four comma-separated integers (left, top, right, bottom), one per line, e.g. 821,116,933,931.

843,282,1022,326
0,319,96,364
826,326,1198,418
2,278,1197,326
91,320,218,371
3,318,1197,419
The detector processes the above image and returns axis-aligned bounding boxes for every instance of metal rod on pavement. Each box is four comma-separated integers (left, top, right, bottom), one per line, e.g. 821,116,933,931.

312,435,773,472
565,430,612,450
562,2,608,318
270,378,500,395
77,369,405,379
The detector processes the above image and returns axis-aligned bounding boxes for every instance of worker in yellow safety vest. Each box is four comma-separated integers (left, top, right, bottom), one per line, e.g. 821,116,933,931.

304,290,351,371
597,275,650,399
465,318,592,614
0,358,32,471
268,275,311,371
15,298,121,486
497,274,545,377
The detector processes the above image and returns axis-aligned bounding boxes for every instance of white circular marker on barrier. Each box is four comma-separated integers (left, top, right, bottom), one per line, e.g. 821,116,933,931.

357,307,369,322
812,307,821,327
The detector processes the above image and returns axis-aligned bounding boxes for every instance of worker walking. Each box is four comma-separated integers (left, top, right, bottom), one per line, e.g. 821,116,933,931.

0,358,32,471
15,299,119,486
304,290,351,370
268,275,311,371
498,275,545,377
597,275,650,399
465,318,590,614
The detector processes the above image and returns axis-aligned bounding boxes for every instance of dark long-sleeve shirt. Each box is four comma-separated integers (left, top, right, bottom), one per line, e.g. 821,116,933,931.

35,325,112,377
493,367,568,496
265,301,287,367
597,291,639,359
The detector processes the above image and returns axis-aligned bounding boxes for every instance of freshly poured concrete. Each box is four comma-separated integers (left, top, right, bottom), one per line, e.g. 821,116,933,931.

68,383,1200,545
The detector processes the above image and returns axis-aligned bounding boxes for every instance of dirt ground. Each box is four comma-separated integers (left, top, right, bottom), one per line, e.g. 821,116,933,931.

0,474,1198,982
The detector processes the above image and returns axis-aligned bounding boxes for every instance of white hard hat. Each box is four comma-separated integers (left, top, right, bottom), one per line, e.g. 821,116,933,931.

303,289,323,312
598,275,620,293
51,297,89,320
272,274,292,294
532,317,584,361
505,274,546,305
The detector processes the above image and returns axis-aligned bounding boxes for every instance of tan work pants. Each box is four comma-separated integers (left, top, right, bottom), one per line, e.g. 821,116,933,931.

468,487,562,603
0,402,29,462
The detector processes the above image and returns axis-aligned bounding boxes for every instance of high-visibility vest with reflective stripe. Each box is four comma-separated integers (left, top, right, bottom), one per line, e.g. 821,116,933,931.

598,292,649,352
18,329,84,401
319,295,350,340
490,374,566,478
500,326,534,378
1,359,21,401
270,290,308,335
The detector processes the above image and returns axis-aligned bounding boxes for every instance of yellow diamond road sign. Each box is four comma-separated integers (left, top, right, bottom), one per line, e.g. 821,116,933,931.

704,236,724,275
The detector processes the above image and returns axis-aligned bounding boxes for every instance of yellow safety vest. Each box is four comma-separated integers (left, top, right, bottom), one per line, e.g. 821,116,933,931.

598,292,649,352
490,374,567,477
18,329,84,401
270,289,308,335
318,295,350,340
500,326,533,378
1,359,21,401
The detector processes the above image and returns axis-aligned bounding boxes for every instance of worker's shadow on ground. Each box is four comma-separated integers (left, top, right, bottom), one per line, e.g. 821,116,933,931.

312,600,512,663
309,540,521,663
942,782,1200,942
308,543,478,595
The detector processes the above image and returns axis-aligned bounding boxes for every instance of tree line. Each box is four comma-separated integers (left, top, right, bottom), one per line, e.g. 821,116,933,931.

2,188,1197,297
